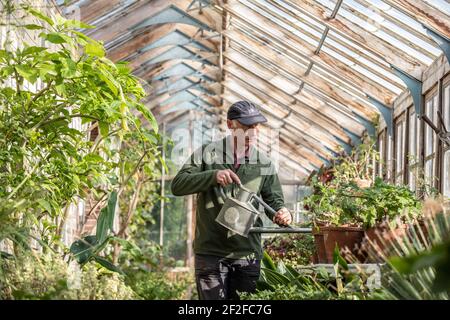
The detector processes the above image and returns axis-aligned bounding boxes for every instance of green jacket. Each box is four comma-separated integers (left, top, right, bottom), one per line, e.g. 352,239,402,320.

171,136,285,260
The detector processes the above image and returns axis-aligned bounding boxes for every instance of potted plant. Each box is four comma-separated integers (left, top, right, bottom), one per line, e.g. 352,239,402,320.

304,138,421,263
304,179,366,263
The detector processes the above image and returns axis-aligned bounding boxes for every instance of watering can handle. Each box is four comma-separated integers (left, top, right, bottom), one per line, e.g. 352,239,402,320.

251,193,277,216
214,186,228,202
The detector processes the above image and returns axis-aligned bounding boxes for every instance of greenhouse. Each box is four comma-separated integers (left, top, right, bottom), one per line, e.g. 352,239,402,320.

1,0,450,304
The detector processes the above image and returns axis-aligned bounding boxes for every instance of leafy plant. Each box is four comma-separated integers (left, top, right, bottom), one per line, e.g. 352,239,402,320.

0,251,137,300
241,249,375,300
263,233,315,267
127,270,194,300
0,6,160,256
370,199,450,299
69,191,123,273
304,177,421,228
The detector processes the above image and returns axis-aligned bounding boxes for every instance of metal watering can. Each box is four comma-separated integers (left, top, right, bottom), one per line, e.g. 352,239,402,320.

215,184,312,237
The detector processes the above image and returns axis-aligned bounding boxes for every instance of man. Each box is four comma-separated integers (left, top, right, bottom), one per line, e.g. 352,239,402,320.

171,101,292,300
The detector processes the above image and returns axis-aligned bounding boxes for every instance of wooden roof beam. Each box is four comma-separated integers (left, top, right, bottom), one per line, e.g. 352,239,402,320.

384,0,450,39
225,29,378,119
224,48,367,134
225,1,397,104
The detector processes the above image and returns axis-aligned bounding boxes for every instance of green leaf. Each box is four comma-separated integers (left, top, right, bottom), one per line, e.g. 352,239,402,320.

96,191,117,244
22,46,46,56
63,19,95,30
262,251,277,271
98,71,118,96
15,65,37,84
94,256,124,274
135,103,158,133
99,122,109,137
0,49,10,61
55,83,66,96
23,24,44,30
41,32,67,44
85,42,105,58
70,235,97,264
333,244,348,270
27,8,54,26
84,153,104,163
37,199,52,213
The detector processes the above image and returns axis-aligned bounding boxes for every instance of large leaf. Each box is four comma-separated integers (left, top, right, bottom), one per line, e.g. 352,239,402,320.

96,191,118,244
69,235,97,264
261,267,291,286
24,24,44,30
94,256,124,275
41,32,67,44
63,19,95,30
135,103,158,133
85,41,105,58
15,65,37,84
333,244,348,270
262,251,277,271
27,8,54,26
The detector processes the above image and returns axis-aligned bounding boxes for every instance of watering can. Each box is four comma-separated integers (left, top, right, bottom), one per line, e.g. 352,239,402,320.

215,184,312,237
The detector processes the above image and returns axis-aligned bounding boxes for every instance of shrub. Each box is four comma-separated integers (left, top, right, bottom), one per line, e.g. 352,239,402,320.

128,270,195,300
0,252,137,300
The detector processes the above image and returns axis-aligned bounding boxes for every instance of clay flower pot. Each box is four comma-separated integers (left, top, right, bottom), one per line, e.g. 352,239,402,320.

313,225,365,263
362,222,408,262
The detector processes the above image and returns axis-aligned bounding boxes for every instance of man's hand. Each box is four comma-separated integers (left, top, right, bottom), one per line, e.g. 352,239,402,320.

216,169,241,186
273,207,292,226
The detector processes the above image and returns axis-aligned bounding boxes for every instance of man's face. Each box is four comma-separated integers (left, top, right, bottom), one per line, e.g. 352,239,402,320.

227,119,259,149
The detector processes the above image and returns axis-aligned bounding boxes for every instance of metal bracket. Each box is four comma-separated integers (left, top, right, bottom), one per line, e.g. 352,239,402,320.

334,135,353,154
367,95,393,136
187,0,211,12
343,128,362,147
423,24,450,65
390,64,423,116
352,112,376,138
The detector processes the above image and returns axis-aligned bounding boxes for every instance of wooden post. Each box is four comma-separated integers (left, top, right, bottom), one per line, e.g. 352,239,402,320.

159,122,166,247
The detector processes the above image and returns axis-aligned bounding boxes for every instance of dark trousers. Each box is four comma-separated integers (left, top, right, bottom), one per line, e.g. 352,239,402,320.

194,254,261,300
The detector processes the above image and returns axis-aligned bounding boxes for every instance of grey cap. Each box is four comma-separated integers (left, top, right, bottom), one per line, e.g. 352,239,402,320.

227,101,267,126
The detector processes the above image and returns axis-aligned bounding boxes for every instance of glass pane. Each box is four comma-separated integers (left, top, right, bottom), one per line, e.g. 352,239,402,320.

444,151,450,199
425,98,436,157
425,159,434,186
409,112,416,159
409,168,416,191
395,121,405,175
378,133,384,177
445,83,450,130
387,135,393,180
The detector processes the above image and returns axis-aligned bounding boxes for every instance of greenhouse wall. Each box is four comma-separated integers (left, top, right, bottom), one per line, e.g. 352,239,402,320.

376,54,450,197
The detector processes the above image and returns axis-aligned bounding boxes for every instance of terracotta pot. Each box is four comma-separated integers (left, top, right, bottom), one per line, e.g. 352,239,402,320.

312,227,326,264
313,225,364,263
410,219,429,247
362,222,407,262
